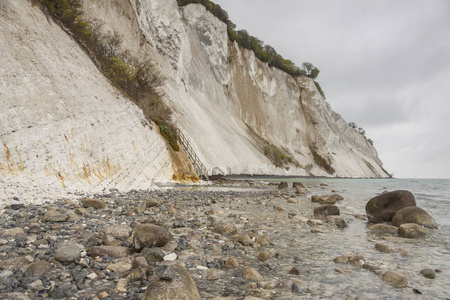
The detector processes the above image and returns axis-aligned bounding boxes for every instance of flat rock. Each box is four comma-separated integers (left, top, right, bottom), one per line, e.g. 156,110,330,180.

313,205,340,219
0,293,31,300
83,198,106,209
42,210,68,222
87,246,130,258
319,194,343,205
1,227,25,236
55,244,81,263
398,223,428,238
24,260,52,278
0,256,33,272
107,262,132,273
369,224,398,235
382,270,408,288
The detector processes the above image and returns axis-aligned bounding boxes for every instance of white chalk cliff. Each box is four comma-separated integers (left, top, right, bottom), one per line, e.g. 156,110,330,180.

0,0,388,202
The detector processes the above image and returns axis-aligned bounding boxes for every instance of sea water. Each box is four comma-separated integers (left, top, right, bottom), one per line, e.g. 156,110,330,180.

231,177,450,299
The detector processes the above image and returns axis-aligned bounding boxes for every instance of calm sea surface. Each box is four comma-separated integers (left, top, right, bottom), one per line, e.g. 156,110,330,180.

229,177,450,299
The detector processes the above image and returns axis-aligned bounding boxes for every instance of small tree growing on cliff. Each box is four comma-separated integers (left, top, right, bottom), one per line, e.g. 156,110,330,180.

302,62,320,79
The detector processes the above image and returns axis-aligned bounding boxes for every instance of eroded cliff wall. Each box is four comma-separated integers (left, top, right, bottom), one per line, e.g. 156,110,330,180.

0,0,175,204
100,0,387,177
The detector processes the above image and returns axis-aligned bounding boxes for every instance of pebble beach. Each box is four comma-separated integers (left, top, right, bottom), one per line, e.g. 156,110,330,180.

0,179,448,300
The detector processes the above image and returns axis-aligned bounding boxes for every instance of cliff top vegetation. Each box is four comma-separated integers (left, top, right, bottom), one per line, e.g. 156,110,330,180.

177,0,321,82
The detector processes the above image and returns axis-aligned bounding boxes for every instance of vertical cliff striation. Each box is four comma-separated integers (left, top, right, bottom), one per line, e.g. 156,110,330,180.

113,0,388,177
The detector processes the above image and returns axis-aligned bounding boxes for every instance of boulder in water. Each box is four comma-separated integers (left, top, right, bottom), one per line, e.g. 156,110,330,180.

365,190,416,223
392,206,437,229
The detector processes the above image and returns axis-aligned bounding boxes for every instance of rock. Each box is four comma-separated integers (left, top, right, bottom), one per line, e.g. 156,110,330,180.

320,183,329,187
141,247,165,263
311,195,320,203
0,293,31,300
127,267,147,282
74,207,88,215
257,234,270,246
392,207,438,229
133,224,171,251
333,256,348,264
116,278,128,292
365,190,416,223
307,219,323,226
287,198,297,203
295,186,305,195
244,267,263,281
156,265,176,281
143,265,201,300
363,263,381,274
224,257,239,269
213,223,237,235
99,224,133,245
292,283,302,294
207,268,225,280
319,194,343,205
258,252,271,262
164,253,177,261
132,256,148,268
146,198,159,208
420,269,436,279
293,182,305,189
398,223,428,238
382,270,408,288
234,233,252,245
87,246,130,258
275,205,285,211
313,205,340,218
55,244,81,263
288,267,300,275
0,256,34,272
278,182,289,190
1,227,25,236
24,260,51,278
369,224,399,235
27,279,44,291
42,210,68,222
83,198,106,209
375,243,392,253
337,219,348,228
107,262,132,273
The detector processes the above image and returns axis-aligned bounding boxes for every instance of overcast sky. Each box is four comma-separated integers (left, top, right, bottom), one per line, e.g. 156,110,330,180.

213,0,450,178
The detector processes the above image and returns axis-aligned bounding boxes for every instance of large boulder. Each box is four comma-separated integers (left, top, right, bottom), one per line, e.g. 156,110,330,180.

142,265,201,300
132,224,171,251
392,207,438,229
365,190,416,223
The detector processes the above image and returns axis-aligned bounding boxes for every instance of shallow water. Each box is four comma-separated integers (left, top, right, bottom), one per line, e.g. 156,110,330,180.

223,177,450,299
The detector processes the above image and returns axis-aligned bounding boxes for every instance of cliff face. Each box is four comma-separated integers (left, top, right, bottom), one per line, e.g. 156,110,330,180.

114,0,387,177
0,0,174,203
0,0,387,202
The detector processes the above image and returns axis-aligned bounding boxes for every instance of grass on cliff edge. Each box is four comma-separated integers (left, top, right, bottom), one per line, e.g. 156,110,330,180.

33,0,179,151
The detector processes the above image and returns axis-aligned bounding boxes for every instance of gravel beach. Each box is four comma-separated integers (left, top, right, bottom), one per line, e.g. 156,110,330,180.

0,179,446,299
